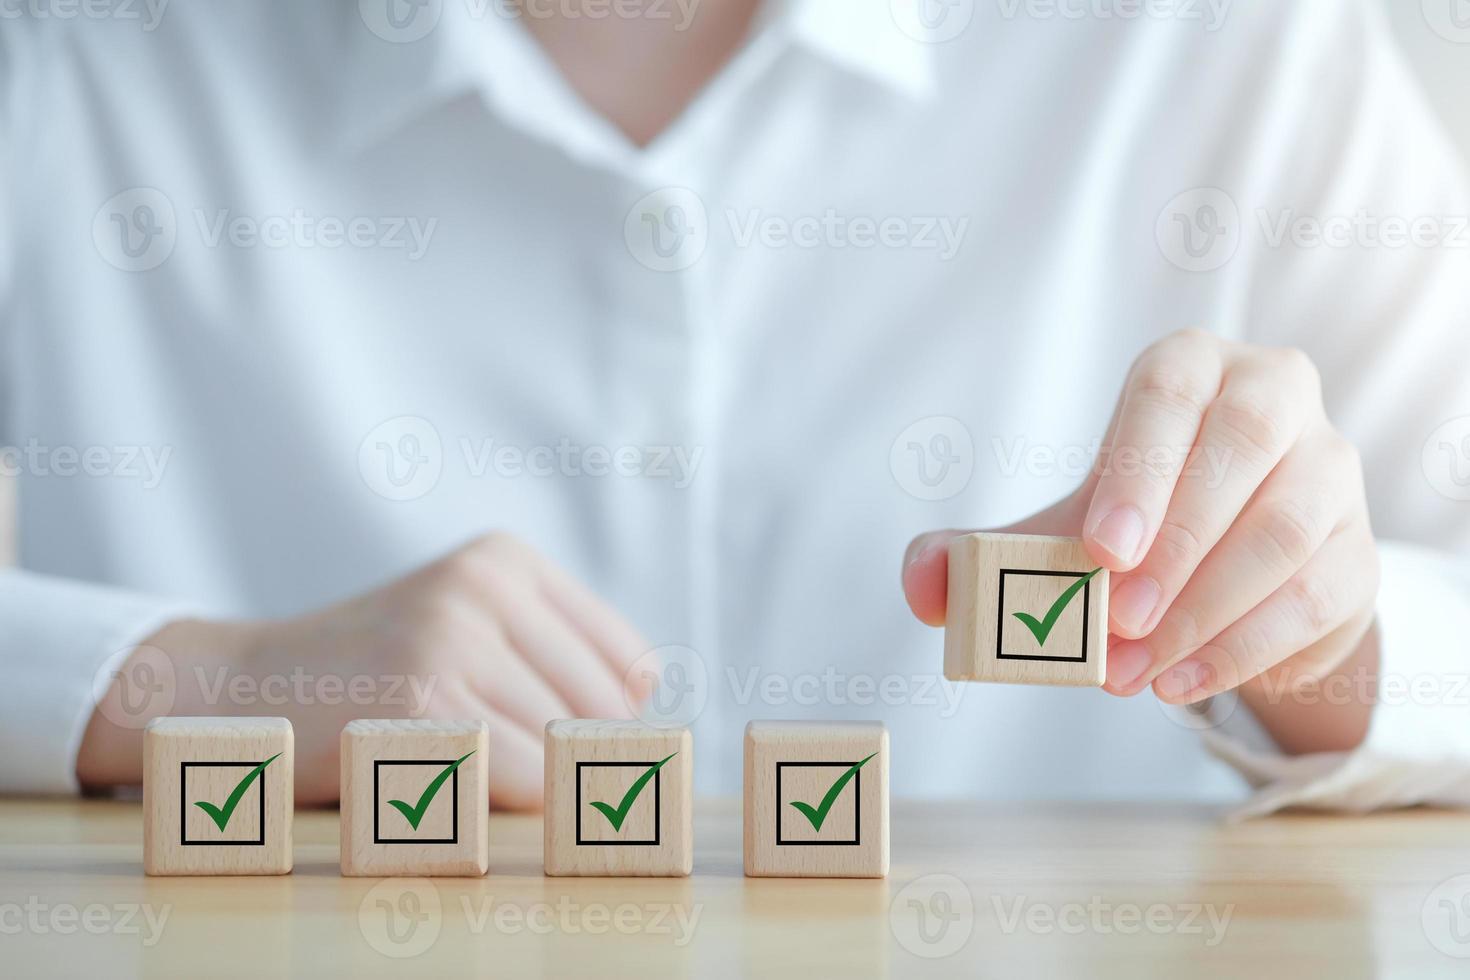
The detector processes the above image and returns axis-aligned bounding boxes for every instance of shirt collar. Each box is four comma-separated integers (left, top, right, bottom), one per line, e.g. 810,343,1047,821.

336,0,937,160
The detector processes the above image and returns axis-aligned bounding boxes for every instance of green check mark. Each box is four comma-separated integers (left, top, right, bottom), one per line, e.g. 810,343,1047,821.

386,751,475,831
789,753,878,832
193,752,282,832
1012,568,1102,647
588,753,677,832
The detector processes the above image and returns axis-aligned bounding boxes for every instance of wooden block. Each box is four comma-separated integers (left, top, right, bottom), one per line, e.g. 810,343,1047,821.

743,720,888,878
143,717,293,876
340,720,489,877
944,532,1108,687
544,720,692,877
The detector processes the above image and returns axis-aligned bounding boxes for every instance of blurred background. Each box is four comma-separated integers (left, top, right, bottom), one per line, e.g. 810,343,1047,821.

1,0,1466,568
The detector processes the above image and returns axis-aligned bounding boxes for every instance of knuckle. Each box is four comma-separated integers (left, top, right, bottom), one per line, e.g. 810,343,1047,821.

1211,392,1289,461
1130,366,1215,425
1153,514,1209,570
1160,599,1208,655
472,530,528,563
1251,498,1323,570
1274,346,1322,394
1283,573,1339,637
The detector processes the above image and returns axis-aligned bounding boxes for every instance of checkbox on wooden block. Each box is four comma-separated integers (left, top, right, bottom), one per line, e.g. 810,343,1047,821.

143,717,293,876
944,532,1109,687
744,720,888,878
340,719,489,877
544,720,692,877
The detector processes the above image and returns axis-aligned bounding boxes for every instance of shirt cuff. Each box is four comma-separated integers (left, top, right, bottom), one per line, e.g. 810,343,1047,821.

0,570,192,795
1192,541,1470,819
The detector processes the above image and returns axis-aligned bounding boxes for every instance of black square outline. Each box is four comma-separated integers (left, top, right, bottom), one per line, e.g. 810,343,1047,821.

180,761,267,846
575,761,662,846
996,568,1092,664
775,762,862,846
373,760,461,845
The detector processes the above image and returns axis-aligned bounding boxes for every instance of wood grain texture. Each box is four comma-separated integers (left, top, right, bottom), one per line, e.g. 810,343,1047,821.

142,716,293,876
744,720,888,878
6,797,1470,977
945,532,1109,686
340,719,489,877
544,720,692,877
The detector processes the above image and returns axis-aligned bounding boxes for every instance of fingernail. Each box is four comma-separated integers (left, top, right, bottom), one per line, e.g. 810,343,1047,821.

1155,660,1207,700
1106,640,1153,692
1111,576,1162,635
1089,506,1147,565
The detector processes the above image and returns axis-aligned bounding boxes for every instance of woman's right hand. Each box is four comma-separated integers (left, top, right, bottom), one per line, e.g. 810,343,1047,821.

78,533,652,808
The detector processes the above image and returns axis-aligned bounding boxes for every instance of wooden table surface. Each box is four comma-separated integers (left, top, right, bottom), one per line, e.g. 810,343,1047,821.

2,797,1468,978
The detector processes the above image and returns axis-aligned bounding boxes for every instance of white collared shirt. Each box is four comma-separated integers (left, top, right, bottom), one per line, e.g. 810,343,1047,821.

4,0,1470,811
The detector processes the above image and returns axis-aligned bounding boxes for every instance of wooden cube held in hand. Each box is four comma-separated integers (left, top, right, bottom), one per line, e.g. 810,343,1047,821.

944,532,1109,687
744,720,888,878
544,720,693,877
340,719,489,877
143,717,294,876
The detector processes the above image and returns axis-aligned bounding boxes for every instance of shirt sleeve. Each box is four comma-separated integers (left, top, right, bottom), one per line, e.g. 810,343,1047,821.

0,571,192,794
1191,0,1470,814
0,26,190,796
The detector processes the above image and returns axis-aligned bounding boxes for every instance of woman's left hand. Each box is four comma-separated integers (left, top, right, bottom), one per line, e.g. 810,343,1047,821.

903,328,1381,707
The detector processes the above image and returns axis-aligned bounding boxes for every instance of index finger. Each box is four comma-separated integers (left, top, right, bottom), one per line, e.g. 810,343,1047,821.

1083,330,1225,571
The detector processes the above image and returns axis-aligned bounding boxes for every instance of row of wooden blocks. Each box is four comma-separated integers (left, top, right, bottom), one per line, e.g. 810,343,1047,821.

143,717,888,878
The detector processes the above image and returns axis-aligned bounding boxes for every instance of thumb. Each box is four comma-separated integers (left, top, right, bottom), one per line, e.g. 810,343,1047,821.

901,490,1091,628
